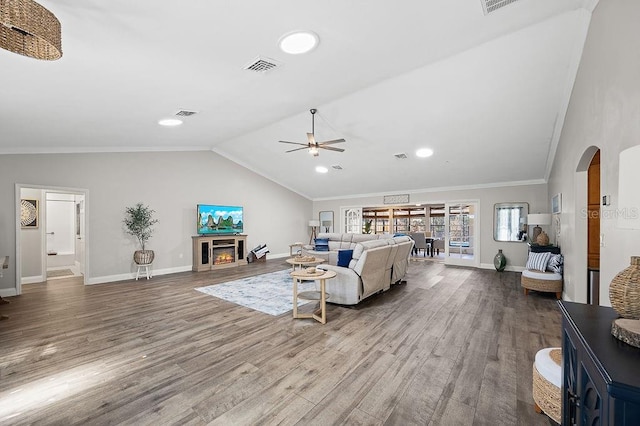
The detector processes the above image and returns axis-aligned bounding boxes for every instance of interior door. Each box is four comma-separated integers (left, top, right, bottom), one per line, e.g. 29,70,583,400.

444,201,479,267
341,207,362,234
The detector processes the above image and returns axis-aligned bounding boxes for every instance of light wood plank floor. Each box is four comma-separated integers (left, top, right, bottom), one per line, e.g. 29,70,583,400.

0,259,560,425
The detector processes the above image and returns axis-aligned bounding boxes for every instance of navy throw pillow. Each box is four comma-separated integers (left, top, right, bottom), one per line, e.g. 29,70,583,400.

337,249,353,267
314,238,329,251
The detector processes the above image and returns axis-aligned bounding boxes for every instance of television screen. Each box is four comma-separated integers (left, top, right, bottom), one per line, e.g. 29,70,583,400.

197,204,243,235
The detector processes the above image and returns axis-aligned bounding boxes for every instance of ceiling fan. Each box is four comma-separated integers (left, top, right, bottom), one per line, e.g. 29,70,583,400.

279,109,346,156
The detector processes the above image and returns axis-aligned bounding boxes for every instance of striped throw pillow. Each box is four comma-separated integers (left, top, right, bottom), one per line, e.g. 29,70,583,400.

526,252,551,271
547,254,564,274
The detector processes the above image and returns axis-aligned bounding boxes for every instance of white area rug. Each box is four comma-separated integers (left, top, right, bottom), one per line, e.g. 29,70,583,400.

195,269,315,316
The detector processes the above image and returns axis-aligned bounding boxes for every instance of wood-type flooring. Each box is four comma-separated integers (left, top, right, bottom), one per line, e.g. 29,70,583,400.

0,259,560,425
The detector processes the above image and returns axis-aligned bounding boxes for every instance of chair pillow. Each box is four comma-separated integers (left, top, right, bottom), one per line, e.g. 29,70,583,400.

547,254,564,274
337,249,353,267
526,251,552,272
314,238,329,251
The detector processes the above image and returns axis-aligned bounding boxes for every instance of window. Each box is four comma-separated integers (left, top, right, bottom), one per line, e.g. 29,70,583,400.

429,206,445,239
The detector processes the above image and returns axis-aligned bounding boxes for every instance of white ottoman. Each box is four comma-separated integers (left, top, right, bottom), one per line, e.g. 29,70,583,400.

532,347,562,424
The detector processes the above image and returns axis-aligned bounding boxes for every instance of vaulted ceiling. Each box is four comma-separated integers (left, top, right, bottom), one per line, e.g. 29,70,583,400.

0,0,597,199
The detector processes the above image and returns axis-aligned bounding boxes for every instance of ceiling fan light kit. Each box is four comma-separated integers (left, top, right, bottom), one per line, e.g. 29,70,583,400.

279,108,346,157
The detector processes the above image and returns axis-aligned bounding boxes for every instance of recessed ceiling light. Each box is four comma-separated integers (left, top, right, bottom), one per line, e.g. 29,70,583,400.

315,166,328,174
279,31,319,54
158,118,183,127
416,148,434,158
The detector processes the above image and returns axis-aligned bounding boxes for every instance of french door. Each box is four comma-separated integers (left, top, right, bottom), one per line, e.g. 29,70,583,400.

340,207,362,234
444,201,479,267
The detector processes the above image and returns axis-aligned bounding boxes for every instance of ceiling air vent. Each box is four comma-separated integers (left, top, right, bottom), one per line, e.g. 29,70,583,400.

394,153,408,159
175,110,197,117
481,0,520,15
243,56,281,73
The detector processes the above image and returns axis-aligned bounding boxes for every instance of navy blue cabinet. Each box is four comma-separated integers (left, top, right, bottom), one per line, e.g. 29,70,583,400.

559,301,640,425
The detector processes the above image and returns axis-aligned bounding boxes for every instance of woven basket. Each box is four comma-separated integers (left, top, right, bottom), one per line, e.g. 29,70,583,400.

532,349,562,424
609,256,640,319
134,250,154,265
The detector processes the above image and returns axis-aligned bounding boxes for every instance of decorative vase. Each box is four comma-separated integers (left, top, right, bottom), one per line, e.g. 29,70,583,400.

536,231,550,246
494,249,506,272
134,250,155,265
609,256,640,319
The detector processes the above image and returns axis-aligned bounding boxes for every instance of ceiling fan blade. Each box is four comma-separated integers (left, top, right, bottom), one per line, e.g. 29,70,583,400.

307,133,316,144
318,138,346,146
279,140,308,146
319,146,345,152
285,147,310,153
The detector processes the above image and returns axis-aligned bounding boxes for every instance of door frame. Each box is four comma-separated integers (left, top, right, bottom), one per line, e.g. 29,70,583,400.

444,200,480,268
15,183,89,294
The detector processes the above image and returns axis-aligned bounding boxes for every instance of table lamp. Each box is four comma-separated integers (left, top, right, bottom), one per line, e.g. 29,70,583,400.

528,213,551,245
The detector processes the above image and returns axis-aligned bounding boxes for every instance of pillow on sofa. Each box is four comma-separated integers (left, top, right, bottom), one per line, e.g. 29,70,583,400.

337,249,353,267
547,254,564,274
314,238,329,251
526,251,551,272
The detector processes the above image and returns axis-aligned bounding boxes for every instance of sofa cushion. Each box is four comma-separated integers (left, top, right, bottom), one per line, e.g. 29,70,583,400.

314,238,329,251
337,249,353,267
526,252,551,272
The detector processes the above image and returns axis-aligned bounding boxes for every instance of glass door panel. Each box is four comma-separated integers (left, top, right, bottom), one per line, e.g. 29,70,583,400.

444,202,478,267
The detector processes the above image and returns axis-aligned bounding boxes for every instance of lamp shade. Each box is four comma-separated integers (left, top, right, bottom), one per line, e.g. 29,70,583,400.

308,220,320,227
528,214,551,226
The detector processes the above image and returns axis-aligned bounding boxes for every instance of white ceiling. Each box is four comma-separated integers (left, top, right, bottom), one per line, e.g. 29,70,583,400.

0,0,596,199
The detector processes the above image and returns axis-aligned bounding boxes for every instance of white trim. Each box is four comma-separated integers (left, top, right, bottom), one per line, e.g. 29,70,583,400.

87,265,192,285
313,179,546,202
479,263,525,272
0,146,211,155
0,288,17,297
21,275,45,285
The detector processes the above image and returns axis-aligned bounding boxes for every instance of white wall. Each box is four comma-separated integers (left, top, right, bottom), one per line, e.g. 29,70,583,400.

0,151,311,293
313,182,548,270
19,188,43,280
548,0,640,304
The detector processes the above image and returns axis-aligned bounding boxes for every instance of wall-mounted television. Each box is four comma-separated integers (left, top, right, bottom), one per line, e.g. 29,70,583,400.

197,204,243,235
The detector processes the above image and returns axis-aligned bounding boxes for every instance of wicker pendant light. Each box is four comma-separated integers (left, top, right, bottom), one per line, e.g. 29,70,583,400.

0,0,62,60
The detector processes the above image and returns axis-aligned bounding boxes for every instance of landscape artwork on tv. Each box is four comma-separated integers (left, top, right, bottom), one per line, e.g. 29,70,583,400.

197,204,243,235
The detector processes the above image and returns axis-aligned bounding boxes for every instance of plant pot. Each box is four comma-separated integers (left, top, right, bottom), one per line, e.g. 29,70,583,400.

134,250,154,265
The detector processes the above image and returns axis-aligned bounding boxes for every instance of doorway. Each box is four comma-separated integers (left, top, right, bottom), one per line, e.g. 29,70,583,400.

45,192,84,279
444,201,479,268
15,184,88,295
587,150,600,304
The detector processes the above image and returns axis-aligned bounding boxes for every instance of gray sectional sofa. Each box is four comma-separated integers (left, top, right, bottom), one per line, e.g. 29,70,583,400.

302,233,414,305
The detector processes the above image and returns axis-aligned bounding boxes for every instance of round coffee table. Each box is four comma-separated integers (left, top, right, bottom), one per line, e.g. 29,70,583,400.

285,256,325,271
290,269,336,324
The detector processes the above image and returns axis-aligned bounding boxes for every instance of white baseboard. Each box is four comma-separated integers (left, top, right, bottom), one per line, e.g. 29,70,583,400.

479,263,525,272
0,288,17,297
22,275,45,284
87,265,192,285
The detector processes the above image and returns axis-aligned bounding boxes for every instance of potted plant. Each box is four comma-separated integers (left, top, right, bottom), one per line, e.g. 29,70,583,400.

123,203,158,265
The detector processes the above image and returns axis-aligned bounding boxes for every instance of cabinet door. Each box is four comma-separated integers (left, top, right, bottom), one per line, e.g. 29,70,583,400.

563,329,579,425
579,362,603,425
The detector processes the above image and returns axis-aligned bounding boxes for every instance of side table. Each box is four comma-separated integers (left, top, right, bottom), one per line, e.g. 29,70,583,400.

285,256,325,271
290,269,336,324
289,242,304,256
